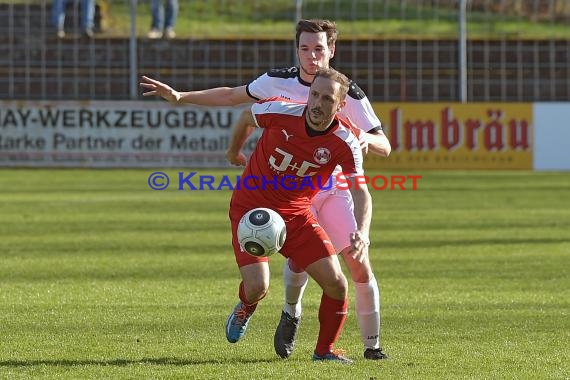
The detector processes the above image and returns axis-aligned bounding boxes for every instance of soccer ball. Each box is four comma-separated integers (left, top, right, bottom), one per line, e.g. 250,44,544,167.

237,208,287,257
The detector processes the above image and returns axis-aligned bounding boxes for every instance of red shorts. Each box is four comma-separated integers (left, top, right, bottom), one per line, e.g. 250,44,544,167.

229,205,336,269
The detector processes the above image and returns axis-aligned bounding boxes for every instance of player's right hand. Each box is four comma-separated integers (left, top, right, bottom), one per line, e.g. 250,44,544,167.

139,75,180,102
348,231,370,263
226,150,247,166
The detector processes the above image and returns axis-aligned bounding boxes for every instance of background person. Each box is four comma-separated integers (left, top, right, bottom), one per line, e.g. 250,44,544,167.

51,0,95,38
148,0,178,39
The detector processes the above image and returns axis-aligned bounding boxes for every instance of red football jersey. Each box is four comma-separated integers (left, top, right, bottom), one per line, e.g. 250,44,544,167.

230,98,364,216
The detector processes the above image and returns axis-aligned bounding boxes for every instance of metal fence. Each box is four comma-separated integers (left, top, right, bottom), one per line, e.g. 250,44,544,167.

1,0,569,102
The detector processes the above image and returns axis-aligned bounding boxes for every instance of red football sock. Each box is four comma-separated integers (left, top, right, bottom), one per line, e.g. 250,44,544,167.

238,281,259,314
315,293,348,356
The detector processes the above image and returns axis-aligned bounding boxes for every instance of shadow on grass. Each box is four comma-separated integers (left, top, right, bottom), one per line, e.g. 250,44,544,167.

0,357,277,367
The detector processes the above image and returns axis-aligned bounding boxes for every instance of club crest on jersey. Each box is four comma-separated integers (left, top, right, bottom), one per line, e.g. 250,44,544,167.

313,147,331,164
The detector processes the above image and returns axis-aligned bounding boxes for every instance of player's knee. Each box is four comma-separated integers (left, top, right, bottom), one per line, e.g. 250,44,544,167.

350,270,374,283
340,248,374,282
348,263,374,283
327,273,348,299
243,278,269,302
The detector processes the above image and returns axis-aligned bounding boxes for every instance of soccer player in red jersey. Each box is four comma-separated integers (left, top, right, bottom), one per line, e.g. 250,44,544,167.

140,19,389,361
224,68,371,363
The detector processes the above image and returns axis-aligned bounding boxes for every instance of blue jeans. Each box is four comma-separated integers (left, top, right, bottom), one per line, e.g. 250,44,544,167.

51,0,95,30
151,0,179,30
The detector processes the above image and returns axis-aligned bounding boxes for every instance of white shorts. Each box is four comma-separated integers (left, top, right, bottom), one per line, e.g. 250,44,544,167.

311,188,356,253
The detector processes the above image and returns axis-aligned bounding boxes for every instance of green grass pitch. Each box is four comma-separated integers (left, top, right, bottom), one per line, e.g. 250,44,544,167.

0,169,568,379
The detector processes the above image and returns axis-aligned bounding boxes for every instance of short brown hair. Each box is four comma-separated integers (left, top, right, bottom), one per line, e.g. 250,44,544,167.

295,19,338,49
314,67,349,101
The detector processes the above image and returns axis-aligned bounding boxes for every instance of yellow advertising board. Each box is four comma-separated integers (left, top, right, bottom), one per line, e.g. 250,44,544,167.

366,103,533,170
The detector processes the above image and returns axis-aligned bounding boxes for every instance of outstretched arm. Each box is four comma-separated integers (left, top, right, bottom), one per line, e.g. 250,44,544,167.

226,108,257,166
139,76,253,106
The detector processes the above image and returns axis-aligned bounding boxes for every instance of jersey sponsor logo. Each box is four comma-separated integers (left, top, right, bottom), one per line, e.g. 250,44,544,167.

313,147,331,164
268,147,321,177
281,129,294,142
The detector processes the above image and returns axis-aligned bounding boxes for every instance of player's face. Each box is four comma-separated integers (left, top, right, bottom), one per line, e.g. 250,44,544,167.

306,76,344,131
297,32,335,81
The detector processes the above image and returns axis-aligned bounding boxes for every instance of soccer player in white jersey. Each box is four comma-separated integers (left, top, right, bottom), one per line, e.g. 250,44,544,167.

140,19,391,361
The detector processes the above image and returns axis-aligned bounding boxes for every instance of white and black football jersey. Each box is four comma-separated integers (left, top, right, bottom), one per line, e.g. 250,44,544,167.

246,66,382,134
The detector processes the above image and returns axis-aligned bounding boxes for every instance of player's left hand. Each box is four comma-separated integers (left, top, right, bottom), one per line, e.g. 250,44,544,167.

348,231,370,262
